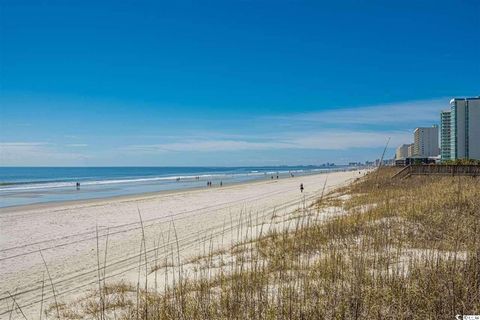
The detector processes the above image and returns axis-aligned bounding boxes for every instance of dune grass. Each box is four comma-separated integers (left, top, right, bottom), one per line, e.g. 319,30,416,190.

42,168,480,319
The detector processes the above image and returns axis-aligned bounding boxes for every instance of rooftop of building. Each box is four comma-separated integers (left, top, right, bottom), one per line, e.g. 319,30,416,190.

450,96,480,103
414,125,438,131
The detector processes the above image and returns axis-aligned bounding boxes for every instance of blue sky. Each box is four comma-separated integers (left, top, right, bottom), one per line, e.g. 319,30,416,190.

1,0,479,166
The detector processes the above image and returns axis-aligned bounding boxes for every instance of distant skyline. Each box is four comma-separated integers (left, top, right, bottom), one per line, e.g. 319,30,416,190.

1,0,479,166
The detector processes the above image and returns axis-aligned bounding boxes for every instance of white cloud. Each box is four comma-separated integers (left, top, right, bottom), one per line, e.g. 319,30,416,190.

66,144,88,147
125,98,440,153
127,140,291,152
0,142,49,147
288,131,407,149
1,97,447,164
275,98,445,126
0,142,89,166
126,129,408,153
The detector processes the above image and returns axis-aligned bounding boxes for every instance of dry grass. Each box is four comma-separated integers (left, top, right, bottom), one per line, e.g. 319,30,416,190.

41,168,480,319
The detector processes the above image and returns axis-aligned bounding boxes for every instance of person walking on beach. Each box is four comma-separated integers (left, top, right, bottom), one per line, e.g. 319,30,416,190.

76,182,80,190
220,181,223,187
300,183,304,193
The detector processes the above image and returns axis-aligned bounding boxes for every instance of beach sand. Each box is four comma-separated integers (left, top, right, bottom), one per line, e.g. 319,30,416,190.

0,169,367,319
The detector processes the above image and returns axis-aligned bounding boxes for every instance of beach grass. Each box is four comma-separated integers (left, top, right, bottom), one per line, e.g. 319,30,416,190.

40,168,480,319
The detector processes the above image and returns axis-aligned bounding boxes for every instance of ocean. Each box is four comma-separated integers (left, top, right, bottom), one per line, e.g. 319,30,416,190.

0,166,349,208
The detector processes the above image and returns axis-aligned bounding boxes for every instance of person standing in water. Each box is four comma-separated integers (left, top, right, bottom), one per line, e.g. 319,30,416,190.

300,183,304,193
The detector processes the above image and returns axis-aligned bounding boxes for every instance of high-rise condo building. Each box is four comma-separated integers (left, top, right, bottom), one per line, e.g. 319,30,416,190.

395,144,410,159
440,110,451,161
414,126,439,157
407,144,414,157
449,97,480,160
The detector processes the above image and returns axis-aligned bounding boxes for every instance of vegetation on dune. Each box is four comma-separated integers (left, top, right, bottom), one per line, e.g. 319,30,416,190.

41,168,480,319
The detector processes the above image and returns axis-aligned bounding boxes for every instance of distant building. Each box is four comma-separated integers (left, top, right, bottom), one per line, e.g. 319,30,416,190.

440,110,451,161
414,126,439,157
397,96,479,164
395,144,410,159
348,162,362,166
449,97,480,160
375,158,394,166
384,159,395,166
407,144,415,157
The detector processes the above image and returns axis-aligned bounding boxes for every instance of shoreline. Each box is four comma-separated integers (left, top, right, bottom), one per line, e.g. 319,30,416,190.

0,168,363,213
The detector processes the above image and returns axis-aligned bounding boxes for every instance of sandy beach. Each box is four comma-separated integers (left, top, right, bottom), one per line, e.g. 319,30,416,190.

0,170,366,319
